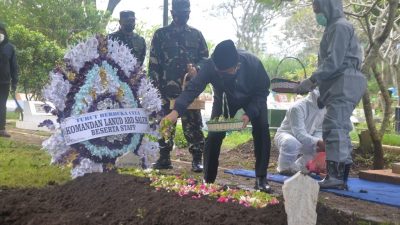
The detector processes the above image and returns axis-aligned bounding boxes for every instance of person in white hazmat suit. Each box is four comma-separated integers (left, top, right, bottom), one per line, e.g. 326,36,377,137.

295,0,367,189
275,89,326,175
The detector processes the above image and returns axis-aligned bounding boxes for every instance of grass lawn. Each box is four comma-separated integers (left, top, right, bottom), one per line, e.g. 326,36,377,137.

350,131,400,146
174,125,253,150
222,128,252,150
6,111,20,120
0,138,71,188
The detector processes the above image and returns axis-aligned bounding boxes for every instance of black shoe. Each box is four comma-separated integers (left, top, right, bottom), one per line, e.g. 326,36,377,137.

152,159,173,169
191,148,203,173
191,160,203,173
202,178,214,184
153,148,173,169
255,176,272,193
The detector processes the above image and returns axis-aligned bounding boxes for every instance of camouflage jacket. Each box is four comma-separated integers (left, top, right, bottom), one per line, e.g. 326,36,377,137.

108,30,146,66
148,22,208,99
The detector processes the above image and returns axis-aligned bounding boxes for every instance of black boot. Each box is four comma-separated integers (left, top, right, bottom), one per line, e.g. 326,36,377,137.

319,161,345,189
255,176,272,193
191,149,203,173
343,164,351,190
152,149,173,169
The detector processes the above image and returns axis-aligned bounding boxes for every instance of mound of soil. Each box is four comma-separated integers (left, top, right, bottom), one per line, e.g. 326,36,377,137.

0,173,363,225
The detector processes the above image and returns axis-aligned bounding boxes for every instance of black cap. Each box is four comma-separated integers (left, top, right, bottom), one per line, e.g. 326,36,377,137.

172,0,190,12
120,10,135,19
212,40,239,70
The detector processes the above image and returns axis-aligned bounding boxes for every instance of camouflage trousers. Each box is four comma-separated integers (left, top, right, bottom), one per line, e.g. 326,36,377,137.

159,100,204,156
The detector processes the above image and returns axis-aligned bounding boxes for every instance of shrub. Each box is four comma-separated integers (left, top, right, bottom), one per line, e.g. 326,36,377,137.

174,124,188,148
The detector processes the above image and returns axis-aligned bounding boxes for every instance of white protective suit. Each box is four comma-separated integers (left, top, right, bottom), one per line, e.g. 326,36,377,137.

311,0,367,164
275,89,326,173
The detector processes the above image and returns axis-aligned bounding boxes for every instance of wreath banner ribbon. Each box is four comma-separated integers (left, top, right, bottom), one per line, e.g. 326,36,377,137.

61,108,150,145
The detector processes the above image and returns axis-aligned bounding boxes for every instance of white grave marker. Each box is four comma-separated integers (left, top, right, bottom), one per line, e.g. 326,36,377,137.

115,151,142,168
16,101,58,131
282,172,319,225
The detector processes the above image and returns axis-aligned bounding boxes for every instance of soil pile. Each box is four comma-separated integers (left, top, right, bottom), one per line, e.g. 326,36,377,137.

0,173,363,225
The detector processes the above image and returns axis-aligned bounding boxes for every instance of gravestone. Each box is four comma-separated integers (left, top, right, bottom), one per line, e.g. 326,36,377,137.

282,172,319,225
268,108,287,131
115,151,142,168
357,130,373,155
16,101,57,131
393,163,400,174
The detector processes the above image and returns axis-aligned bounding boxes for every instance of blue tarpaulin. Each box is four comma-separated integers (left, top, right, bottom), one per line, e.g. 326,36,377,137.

224,169,400,208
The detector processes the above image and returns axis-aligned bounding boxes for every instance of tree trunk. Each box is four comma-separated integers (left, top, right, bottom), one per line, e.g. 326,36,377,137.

106,0,121,14
372,138,385,169
359,0,399,170
372,63,393,137
361,91,384,169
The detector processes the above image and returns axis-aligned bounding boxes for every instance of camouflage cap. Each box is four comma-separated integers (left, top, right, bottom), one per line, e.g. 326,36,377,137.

172,0,190,12
120,10,135,19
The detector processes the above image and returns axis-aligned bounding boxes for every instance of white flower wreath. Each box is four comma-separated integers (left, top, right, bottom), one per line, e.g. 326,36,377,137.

41,34,162,178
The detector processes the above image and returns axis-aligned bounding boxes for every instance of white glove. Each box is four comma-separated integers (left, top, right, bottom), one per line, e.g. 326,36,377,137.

295,78,316,94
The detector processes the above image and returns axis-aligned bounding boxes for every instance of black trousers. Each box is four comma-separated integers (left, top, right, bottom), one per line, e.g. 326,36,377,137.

203,106,271,183
0,84,10,130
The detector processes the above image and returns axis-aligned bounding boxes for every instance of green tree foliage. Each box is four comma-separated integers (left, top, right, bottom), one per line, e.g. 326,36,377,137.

261,55,316,81
8,25,63,100
282,7,323,56
0,0,111,47
134,22,161,69
212,0,281,55
260,0,399,169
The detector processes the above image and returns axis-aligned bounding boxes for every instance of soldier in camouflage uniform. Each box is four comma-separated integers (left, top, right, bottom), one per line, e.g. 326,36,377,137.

108,10,146,66
149,0,209,172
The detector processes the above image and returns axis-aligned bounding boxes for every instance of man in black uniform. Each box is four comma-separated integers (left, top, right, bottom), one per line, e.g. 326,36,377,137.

162,40,272,193
0,22,18,138
149,0,209,172
109,10,146,66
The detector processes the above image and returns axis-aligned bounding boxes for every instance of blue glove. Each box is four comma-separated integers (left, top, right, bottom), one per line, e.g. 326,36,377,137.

295,78,316,94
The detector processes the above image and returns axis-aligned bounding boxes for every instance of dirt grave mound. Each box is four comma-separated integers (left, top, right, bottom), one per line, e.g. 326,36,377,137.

0,173,366,225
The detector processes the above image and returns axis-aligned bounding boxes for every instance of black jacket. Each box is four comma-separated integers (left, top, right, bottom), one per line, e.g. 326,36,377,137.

174,50,270,120
0,27,18,87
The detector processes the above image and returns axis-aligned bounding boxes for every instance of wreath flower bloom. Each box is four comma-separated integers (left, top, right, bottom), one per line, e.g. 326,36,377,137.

42,35,162,178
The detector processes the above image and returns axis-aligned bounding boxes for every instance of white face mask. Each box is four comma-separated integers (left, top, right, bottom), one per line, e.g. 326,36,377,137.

0,34,4,43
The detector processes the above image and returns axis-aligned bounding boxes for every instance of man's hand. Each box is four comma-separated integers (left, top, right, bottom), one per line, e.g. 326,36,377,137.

162,110,179,125
241,114,250,129
187,64,197,78
317,140,325,152
295,78,316,94
160,110,179,141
